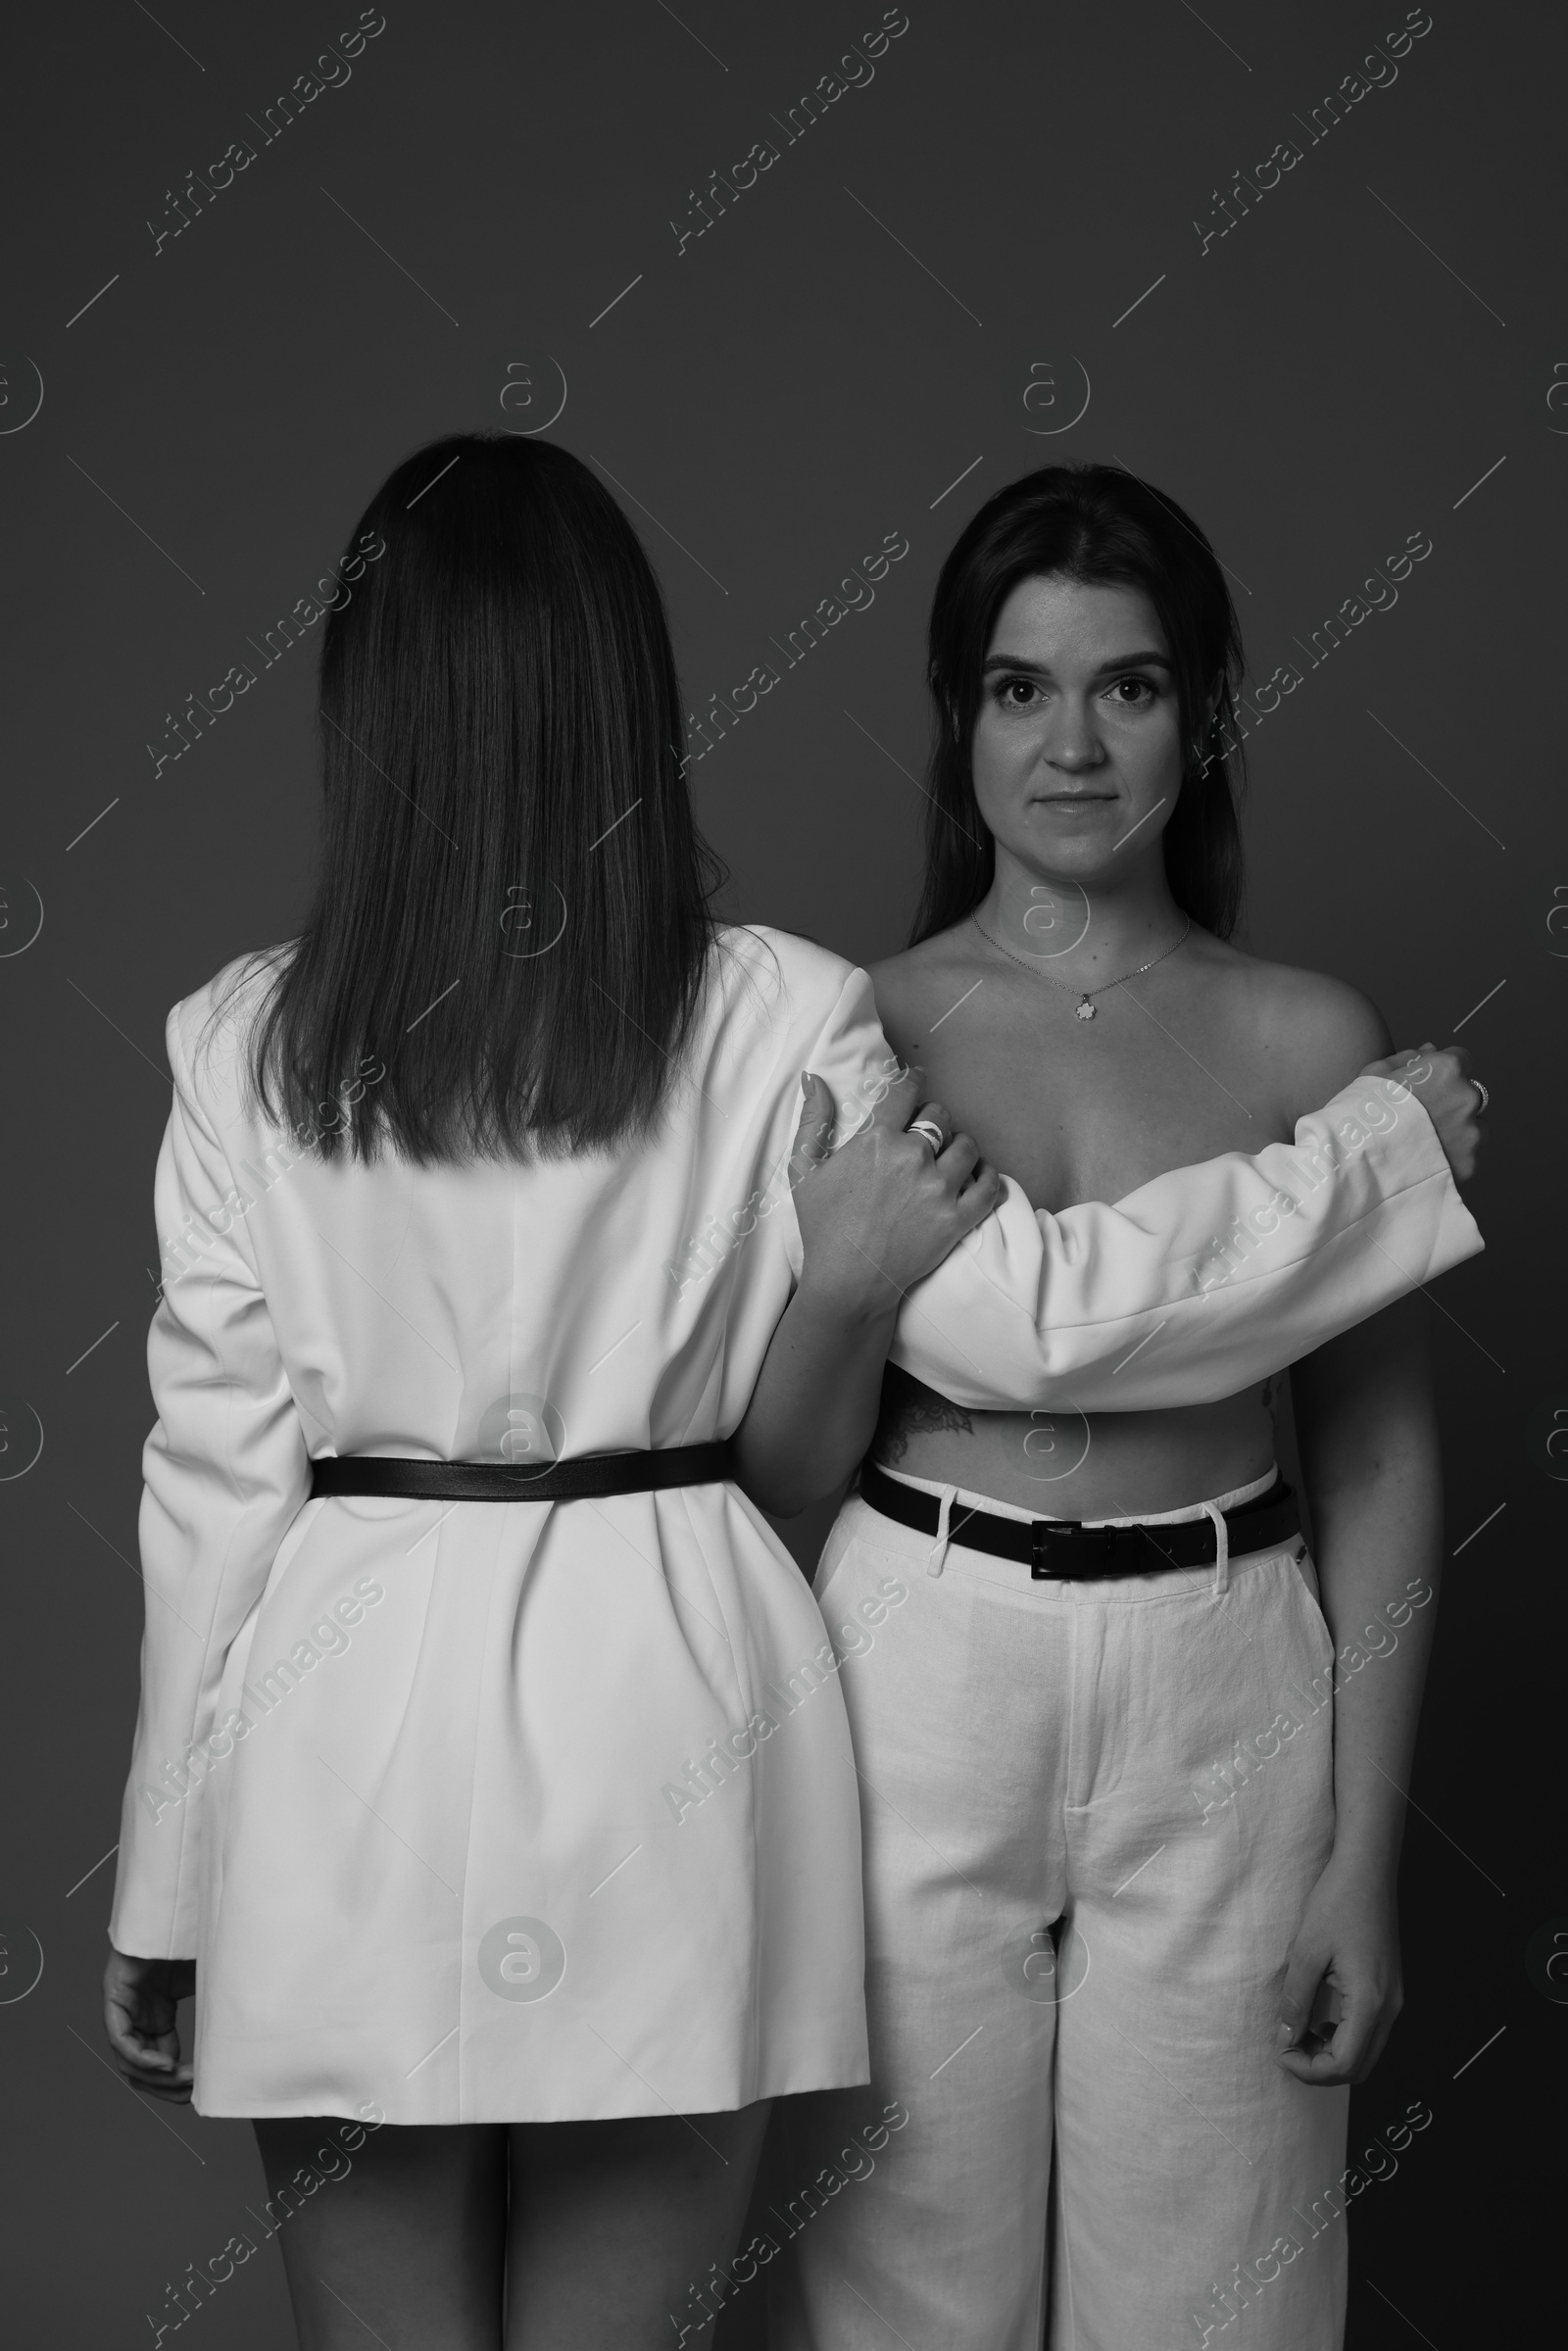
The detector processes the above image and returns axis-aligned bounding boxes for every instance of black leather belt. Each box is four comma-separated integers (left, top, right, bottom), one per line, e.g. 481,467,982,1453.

858,1460,1299,1581
310,1443,733,1504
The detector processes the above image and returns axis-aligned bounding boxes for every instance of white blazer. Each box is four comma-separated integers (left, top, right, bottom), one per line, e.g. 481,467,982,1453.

109,925,1479,2124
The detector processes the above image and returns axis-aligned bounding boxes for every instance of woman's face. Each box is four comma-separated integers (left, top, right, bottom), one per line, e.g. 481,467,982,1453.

969,573,1185,890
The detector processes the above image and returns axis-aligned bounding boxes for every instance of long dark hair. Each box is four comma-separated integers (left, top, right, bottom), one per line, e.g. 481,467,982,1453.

912,463,1247,944
244,434,723,1163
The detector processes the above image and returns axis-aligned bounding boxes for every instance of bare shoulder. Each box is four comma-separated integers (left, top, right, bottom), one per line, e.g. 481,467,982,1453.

1199,931,1394,1119
868,924,985,1046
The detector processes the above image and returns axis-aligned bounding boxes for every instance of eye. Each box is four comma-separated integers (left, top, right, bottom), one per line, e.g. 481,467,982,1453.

993,675,1043,709
1104,674,1159,708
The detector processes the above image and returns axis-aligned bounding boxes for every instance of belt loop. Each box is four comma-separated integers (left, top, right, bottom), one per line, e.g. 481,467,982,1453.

1204,1500,1230,1597
927,1485,957,1579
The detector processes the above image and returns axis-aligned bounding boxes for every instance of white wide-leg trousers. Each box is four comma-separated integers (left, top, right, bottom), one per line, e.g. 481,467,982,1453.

771,1469,1350,2351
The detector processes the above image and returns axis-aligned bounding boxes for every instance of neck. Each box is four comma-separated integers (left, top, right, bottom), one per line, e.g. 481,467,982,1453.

975,843,1185,981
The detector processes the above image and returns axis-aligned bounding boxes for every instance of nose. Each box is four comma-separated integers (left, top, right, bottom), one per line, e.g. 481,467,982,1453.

1043,697,1104,771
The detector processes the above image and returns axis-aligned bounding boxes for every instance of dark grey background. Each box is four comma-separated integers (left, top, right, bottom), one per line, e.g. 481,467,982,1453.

1,1,1560,2341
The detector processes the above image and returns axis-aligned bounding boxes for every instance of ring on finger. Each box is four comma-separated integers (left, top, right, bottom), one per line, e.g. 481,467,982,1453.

908,1117,946,1155
1471,1078,1489,1117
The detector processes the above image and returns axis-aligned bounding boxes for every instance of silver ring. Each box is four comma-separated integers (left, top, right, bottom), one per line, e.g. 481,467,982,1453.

1471,1079,1489,1118
908,1117,945,1155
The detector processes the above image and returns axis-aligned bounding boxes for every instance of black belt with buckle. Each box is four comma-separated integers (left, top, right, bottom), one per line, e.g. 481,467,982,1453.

857,1460,1299,1581
310,1443,733,1504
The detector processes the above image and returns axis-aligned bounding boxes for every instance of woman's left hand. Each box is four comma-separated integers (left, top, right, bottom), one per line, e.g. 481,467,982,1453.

1275,1853,1403,2086
104,1947,196,2101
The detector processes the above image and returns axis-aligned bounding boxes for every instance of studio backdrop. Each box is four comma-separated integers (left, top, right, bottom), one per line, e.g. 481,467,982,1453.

0,1,1558,2342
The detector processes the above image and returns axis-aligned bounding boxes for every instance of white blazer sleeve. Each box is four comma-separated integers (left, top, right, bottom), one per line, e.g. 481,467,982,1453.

893,1074,1483,1409
109,1007,311,1959
802,966,1483,1411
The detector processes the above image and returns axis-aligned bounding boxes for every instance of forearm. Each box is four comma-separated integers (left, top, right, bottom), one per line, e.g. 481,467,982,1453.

892,1074,1481,1411
1314,1455,1441,1878
1295,1308,1443,1881
732,1282,899,1517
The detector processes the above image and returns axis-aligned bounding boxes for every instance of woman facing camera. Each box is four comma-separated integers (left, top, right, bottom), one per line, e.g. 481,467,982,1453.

762,465,1482,2351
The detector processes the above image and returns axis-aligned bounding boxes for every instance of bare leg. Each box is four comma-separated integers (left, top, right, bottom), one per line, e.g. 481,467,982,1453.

254,2117,508,2349
504,2100,772,2349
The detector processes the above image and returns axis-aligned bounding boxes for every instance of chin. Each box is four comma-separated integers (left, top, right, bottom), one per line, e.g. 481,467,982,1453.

1024,805,1121,834
1014,826,1119,870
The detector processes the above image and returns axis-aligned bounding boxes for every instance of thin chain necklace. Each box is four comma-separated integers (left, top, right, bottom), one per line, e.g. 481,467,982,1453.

970,909,1192,1022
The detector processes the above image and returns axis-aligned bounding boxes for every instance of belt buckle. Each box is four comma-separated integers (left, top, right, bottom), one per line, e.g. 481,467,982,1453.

1030,1520,1108,1581
1031,1522,1138,1581
1029,1520,1063,1580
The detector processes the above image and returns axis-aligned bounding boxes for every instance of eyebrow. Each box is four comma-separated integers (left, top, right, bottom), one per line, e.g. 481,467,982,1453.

981,650,1174,677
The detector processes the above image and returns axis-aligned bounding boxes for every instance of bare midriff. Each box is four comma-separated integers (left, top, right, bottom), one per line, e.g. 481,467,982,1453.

870,1367,1279,1521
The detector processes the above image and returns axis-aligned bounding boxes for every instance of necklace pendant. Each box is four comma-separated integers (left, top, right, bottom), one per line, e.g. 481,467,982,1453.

1076,997,1097,1021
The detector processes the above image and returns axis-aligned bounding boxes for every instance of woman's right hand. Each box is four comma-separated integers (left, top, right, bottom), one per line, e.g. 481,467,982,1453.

1359,1043,1485,1186
104,1947,195,2102
787,1069,1005,1320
